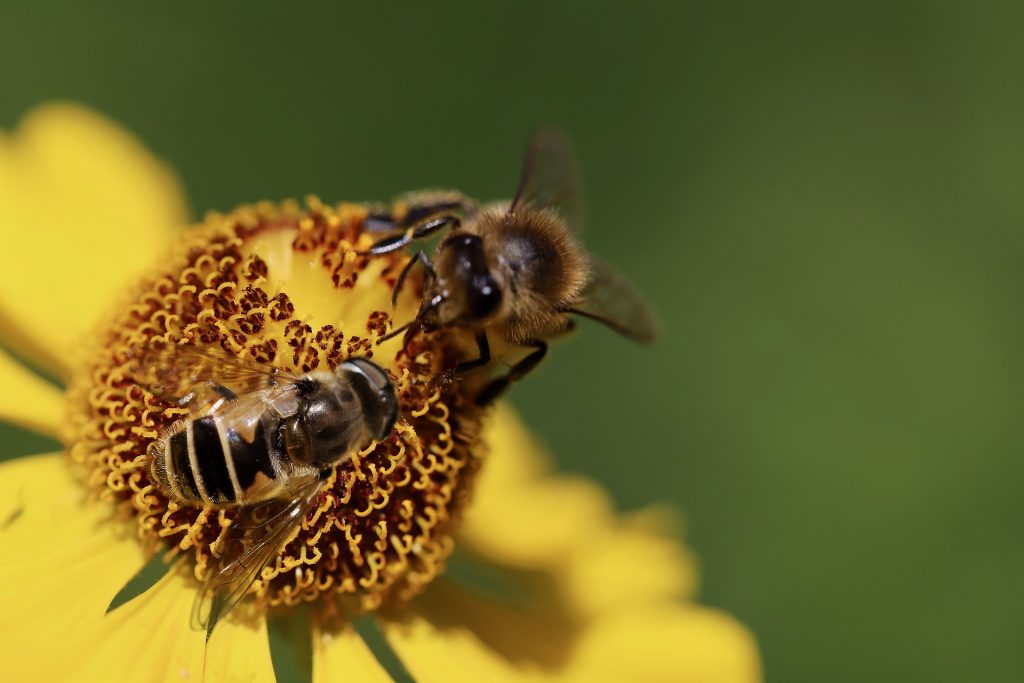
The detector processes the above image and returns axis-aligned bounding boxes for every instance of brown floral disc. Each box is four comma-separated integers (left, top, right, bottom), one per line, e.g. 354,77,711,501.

65,197,484,614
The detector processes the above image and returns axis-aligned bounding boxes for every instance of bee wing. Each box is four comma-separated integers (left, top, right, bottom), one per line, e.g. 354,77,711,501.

130,344,301,411
569,257,660,343
191,473,323,638
509,126,586,233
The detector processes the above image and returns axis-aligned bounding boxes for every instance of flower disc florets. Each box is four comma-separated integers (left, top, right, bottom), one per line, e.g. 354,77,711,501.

66,198,483,613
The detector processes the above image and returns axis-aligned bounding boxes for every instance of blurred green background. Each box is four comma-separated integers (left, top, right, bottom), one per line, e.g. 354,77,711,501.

2,3,1022,681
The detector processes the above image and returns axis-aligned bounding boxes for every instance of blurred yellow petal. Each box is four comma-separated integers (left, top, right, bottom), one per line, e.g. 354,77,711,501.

565,509,698,615
385,583,759,683
0,103,188,378
313,621,392,683
384,583,553,683
461,404,611,565
461,405,698,610
464,474,612,566
476,402,549,486
0,345,63,439
570,606,762,683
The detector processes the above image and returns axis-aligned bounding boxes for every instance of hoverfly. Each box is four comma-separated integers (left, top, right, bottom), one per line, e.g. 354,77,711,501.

131,344,398,635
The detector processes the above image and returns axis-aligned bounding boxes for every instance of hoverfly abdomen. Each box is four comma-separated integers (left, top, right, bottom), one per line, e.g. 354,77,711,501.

192,415,241,503
227,416,280,500
155,413,281,506
161,428,202,501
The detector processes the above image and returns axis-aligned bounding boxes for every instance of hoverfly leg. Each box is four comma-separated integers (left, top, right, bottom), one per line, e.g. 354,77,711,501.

475,339,547,406
365,214,460,256
391,250,436,307
178,380,237,412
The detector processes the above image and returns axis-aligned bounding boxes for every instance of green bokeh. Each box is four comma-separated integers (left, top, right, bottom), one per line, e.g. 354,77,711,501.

2,3,1023,681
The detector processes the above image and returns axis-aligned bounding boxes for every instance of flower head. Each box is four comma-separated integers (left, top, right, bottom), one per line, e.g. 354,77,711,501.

0,103,761,682
64,198,484,615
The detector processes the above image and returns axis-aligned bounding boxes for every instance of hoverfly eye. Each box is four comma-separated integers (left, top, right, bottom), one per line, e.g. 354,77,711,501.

316,424,337,441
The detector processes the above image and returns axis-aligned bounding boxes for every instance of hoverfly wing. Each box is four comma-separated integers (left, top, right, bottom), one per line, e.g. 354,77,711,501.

509,126,585,233
568,257,660,343
130,344,301,412
191,473,323,638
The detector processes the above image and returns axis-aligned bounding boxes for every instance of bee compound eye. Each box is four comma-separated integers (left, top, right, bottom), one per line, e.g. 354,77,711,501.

468,275,502,319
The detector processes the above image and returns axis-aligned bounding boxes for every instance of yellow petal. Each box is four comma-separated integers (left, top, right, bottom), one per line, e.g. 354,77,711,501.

69,573,275,683
0,103,188,378
0,452,126,556
0,453,145,680
565,509,698,616
461,405,697,610
461,404,611,565
383,583,553,683
0,345,63,439
313,620,393,683
384,583,761,683
0,454,274,682
463,474,612,566
475,402,550,486
569,606,762,683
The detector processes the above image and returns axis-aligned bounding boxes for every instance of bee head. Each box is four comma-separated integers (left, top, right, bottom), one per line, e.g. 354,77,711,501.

430,233,503,328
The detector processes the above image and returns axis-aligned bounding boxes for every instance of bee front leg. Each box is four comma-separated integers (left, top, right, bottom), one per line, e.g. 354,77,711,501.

436,332,491,389
474,339,547,406
363,195,476,233
391,250,436,307
365,214,460,256
457,332,492,374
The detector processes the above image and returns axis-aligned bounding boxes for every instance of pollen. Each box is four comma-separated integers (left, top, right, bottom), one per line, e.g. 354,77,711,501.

65,197,484,614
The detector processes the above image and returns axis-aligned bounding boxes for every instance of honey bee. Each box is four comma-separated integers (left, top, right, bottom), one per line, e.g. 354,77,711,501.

366,128,659,404
130,344,398,634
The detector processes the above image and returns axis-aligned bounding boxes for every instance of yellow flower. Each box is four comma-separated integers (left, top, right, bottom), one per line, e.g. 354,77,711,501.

0,103,762,682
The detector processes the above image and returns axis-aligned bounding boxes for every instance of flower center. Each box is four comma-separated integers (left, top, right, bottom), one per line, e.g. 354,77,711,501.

66,198,483,613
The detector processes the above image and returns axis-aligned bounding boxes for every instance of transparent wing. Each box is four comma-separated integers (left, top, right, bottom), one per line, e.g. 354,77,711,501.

191,473,323,638
130,343,301,409
569,257,660,343
509,126,585,233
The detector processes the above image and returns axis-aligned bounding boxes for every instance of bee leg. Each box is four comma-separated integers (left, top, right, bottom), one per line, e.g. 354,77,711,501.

438,332,491,388
391,250,436,307
365,214,460,256
457,332,492,374
474,339,547,406
377,318,416,345
364,196,476,233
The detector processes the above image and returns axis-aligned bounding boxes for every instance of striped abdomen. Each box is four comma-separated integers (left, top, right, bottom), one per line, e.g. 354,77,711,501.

152,414,283,505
